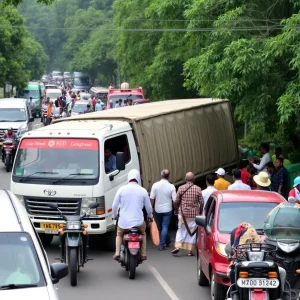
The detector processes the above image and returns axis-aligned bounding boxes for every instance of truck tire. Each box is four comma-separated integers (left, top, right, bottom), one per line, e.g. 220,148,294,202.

104,230,115,252
39,233,53,246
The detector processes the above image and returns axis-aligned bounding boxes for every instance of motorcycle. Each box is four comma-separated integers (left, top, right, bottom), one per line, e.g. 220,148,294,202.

118,227,144,280
1,138,17,172
47,202,100,287
42,108,48,126
226,243,287,300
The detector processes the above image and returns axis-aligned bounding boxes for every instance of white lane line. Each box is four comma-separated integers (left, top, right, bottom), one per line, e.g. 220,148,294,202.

149,265,180,300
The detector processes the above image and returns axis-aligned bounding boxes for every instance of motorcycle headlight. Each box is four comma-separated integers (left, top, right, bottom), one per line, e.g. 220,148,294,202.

66,221,81,230
215,242,227,257
277,242,299,253
247,251,265,261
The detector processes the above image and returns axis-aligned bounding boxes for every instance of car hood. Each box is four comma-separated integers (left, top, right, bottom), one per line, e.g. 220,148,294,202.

0,121,26,130
0,287,50,300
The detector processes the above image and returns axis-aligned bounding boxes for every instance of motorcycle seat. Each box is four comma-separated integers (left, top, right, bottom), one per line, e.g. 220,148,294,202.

125,227,141,234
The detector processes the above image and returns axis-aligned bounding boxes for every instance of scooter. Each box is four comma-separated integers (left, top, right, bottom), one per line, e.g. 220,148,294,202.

225,243,288,300
118,227,144,280
1,138,17,172
47,202,100,287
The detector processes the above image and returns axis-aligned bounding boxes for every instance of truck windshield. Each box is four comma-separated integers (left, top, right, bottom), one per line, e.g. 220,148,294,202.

0,232,45,288
218,202,278,233
109,95,143,102
13,138,99,184
0,108,27,122
74,77,89,85
19,90,39,99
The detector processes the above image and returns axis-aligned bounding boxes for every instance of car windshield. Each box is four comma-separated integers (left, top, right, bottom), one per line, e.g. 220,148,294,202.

73,104,87,112
19,90,39,99
0,232,45,288
47,93,61,99
109,95,143,102
218,202,279,233
13,138,99,183
0,108,27,122
74,77,89,85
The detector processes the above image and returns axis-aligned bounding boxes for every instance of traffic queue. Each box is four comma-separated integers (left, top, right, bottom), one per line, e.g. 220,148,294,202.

1,73,300,300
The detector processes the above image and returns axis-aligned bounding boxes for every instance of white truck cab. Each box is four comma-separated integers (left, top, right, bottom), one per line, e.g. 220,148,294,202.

11,119,139,247
0,189,68,300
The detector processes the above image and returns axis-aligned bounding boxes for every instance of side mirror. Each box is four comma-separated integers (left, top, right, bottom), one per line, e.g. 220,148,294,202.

89,202,100,209
225,241,232,257
47,202,59,210
50,263,68,284
29,117,34,122
195,216,206,227
116,152,125,171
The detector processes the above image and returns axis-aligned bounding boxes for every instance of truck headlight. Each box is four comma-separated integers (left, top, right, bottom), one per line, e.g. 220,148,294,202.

66,221,81,230
82,197,97,208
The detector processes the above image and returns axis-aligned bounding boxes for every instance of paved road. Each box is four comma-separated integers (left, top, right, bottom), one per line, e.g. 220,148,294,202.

0,119,211,300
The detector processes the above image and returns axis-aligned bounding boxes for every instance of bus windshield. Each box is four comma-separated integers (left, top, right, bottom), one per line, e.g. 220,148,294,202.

13,138,99,184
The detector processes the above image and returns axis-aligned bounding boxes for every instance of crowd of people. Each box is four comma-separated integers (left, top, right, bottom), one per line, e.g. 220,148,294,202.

110,142,298,260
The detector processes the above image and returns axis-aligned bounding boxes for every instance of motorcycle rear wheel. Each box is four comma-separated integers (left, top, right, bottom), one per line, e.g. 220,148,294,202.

5,154,10,172
69,248,78,286
128,254,137,280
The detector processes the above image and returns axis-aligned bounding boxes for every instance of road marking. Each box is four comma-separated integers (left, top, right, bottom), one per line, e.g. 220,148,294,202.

149,266,180,300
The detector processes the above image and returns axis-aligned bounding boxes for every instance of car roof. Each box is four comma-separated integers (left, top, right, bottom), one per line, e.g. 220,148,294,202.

46,89,61,93
213,190,285,203
0,98,27,108
0,190,35,233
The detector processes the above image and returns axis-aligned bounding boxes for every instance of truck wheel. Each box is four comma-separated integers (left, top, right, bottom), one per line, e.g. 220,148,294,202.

69,248,78,286
104,231,115,252
211,273,226,300
39,233,53,246
197,254,209,286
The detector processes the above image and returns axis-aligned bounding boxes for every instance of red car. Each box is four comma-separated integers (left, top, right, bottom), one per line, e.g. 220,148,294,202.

195,190,286,300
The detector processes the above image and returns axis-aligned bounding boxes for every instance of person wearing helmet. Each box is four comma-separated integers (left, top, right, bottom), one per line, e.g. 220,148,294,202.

107,100,114,109
288,176,300,204
1,127,18,162
112,169,153,261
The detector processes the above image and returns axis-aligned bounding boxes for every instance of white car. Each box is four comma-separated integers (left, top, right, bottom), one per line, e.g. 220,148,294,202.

0,189,68,300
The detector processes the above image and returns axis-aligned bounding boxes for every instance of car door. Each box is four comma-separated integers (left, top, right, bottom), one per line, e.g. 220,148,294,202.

199,196,215,277
204,198,216,270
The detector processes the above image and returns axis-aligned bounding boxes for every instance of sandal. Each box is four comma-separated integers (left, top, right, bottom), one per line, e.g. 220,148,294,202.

171,248,180,254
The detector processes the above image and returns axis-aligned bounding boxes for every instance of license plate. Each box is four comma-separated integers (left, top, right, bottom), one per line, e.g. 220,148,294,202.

237,278,279,288
128,242,140,249
41,223,60,233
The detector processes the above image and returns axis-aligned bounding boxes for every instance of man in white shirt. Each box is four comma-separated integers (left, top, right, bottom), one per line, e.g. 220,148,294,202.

115,99,124,108
249,143,271,172
202,174,217,206
150,169,176,250
228,169,251,191
112,169,153,261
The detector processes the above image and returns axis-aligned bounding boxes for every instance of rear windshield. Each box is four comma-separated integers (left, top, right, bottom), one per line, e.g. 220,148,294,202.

109,95,143,102
19,90,39,99
0,232,45,288
265,206,300,239
218,202,279,233
73,103,87,112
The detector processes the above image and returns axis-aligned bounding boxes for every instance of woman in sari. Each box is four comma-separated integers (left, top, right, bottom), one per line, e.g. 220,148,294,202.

171,172,204,256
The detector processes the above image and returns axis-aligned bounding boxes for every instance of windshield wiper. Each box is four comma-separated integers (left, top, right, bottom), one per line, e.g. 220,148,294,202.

19,171,59,183
0,120,9,122
52,173,92,184
1,284,38,290
12,120,26,122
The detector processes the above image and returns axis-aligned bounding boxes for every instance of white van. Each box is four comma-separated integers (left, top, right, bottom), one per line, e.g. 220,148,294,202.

0,98,34,138
0,189,68,300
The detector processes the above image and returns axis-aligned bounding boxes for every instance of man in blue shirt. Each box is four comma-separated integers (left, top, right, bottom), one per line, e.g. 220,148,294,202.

95,99,103,111
105,148,116,173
